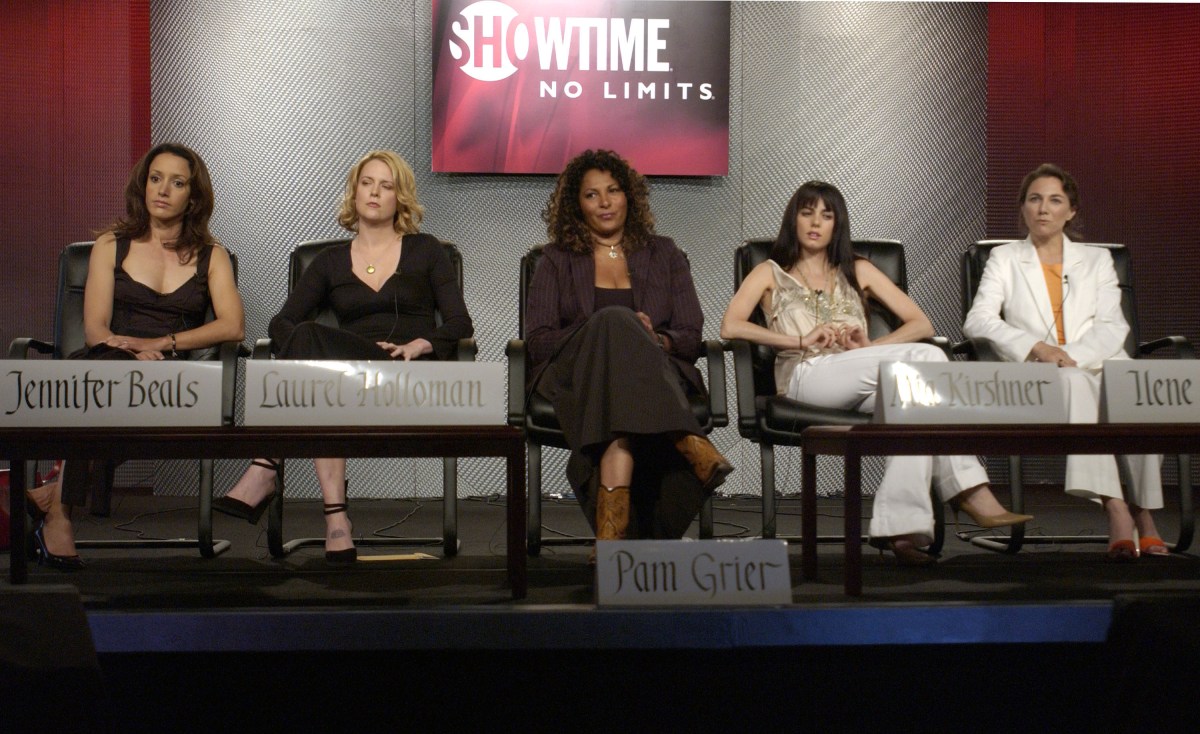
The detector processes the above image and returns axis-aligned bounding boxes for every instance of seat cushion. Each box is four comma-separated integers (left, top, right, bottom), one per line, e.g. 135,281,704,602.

759,395,872,445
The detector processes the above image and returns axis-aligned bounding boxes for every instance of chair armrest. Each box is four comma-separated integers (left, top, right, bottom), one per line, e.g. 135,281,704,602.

455,337,478,362
216,341,241,426
505,338,527,426
1138,336,1195,360
950,339,977,360
954,337,1003,362
702,339,727,428
252,338,273,360
921,335,953,359
727,338,765,436
8,338,54,359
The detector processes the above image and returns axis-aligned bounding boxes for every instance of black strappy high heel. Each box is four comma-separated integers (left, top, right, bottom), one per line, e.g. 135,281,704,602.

213,459,280,524
323,502,357,564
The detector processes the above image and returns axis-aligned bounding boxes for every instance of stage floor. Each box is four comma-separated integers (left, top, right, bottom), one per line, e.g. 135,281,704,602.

4,487,1198,731
3,487,1197,650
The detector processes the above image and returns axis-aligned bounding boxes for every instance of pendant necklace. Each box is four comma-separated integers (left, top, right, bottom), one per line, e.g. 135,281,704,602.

365,264,376,274
607,243,621,259
796,263,833,323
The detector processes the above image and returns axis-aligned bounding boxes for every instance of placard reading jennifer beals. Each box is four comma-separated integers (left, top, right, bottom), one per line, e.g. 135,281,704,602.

243,361,505,426
0,360,223,427
875,361,1067,424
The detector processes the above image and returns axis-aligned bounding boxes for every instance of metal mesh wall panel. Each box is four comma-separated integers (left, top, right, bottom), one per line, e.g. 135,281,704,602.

151,1,987,501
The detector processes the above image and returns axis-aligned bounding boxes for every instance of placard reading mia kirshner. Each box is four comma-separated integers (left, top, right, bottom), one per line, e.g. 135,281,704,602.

0,360,223,427
243,360,505,426
875,361,1067,424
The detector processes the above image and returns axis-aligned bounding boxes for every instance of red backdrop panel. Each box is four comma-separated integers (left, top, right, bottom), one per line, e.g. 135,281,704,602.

988,3,1200,347
0,0,149,351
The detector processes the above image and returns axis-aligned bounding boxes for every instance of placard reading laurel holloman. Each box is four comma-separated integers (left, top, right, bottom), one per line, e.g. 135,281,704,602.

595,539,791,606
243,361,505,426
0,360,224,427
875,361,1067,424
1101,360,1200,423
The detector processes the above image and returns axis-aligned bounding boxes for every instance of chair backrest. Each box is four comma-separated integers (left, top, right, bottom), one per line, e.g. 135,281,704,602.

53,241,239,360
518,243,694,339
291,237,464,328
733,238,907,398
962,239,1138,357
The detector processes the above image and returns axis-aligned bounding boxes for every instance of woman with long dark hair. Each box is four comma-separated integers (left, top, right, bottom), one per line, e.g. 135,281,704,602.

721,180,1028,565
28,142,245,569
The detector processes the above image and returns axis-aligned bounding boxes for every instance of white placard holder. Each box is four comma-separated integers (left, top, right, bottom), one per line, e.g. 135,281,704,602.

1101,360,1200,423
595,539,792,606
875,360,1067,424
243,360,505,426
0,360,224,427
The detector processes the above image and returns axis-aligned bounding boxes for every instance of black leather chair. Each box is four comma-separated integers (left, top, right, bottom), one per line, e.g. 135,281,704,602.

250,237,475,557
959,239,1194,553
505,244,727,556
7,240,241,557
728,238,947,550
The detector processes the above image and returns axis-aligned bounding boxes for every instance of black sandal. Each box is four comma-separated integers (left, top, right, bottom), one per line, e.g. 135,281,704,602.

213,459,280,524
323,502,357,564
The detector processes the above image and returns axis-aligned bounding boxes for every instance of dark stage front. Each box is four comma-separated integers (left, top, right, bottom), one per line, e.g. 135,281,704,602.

3,490,1198,731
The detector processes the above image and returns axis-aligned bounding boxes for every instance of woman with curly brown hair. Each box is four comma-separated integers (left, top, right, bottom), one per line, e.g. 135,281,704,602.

526,149,732,554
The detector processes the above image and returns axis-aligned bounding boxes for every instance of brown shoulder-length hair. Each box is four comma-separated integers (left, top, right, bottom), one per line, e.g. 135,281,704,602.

109,142,216,265
542,149,654,254
1018,162,1083,239
337,150,424,235
771,180,864,302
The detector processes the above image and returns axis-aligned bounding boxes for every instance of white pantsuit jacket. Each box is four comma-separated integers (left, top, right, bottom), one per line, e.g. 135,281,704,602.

962,236,1161,507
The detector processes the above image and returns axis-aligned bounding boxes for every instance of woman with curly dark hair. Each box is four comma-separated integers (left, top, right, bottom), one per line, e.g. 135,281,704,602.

526,149,732,556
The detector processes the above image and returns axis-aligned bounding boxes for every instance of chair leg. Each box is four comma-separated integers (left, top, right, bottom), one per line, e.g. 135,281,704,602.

1174,454,1193,553
89,460,115,517
527,442,543,557
198,459,216,558
760,443,776,539
442,457,459,557
266,460,286,558
699,494,713,539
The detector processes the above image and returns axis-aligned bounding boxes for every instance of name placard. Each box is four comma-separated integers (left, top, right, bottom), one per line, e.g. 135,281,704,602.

0,360,224,427
1102,360,1200,423
875,361,1067,424
595,539,792,606
243,360,505,426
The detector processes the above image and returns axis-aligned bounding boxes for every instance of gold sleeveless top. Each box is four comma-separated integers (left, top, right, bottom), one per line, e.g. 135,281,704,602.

765,260,867,394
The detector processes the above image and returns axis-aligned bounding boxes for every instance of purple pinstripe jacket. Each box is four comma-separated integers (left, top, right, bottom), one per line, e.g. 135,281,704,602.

525,234,705,391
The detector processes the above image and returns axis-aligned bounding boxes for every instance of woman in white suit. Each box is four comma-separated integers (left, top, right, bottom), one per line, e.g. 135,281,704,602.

963,163,1166,561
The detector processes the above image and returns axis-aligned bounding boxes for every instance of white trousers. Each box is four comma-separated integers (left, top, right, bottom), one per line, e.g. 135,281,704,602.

1057,368,1163,509
787,343,989,539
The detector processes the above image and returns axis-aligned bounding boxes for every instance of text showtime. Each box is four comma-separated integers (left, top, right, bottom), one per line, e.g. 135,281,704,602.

447,1,714,100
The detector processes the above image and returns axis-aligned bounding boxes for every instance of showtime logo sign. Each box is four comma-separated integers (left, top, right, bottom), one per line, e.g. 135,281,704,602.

432,0,730,174
448,0,692,99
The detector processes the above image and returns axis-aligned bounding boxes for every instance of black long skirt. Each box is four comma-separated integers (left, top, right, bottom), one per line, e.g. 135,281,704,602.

533,307,710,539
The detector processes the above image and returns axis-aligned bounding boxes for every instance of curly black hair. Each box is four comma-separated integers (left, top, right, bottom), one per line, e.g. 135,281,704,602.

542,149,655,254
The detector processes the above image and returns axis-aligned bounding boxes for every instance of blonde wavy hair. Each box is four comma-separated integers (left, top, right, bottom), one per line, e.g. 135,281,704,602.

337,150,424,234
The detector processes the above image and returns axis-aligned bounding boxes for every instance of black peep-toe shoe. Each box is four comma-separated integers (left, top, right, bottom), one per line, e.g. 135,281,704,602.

323,502,357,564
213,459,280,524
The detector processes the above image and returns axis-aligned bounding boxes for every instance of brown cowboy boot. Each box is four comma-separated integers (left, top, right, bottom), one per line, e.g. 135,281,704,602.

591,484,630,565
674,434,733,492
